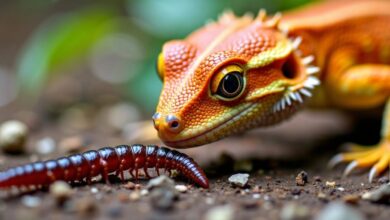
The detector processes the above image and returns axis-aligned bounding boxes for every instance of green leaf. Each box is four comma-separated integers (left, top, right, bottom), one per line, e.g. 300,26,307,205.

17,7,118,93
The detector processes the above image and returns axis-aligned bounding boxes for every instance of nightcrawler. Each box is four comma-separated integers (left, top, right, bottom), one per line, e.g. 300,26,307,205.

0,144,209,189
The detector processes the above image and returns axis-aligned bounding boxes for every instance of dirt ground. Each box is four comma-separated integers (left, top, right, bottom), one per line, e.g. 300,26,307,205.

0,109,389,220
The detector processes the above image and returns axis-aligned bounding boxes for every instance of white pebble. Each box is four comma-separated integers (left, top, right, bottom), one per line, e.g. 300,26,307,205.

0,120,28,154
140,189,149,196
228,173,249,187
337,187,345,192
175,185,188,193
204,205,234,220
91,187,99,194
252,193,261,199
21,195,41,208
129,191,140,201
50,181,72,199
35,137,56,155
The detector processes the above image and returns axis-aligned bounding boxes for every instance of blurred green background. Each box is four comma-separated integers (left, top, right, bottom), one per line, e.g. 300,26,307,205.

0,0,315,123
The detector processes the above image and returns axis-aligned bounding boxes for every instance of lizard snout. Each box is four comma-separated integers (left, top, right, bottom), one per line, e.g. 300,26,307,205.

152,112,183,134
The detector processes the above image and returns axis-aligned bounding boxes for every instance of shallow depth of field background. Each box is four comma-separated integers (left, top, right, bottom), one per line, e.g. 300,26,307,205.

0,0,315,141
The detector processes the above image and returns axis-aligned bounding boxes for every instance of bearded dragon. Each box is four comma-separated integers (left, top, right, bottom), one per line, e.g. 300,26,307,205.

152,0,390,183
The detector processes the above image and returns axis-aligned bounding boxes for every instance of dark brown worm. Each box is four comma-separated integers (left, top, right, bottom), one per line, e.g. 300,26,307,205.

0,144,209,189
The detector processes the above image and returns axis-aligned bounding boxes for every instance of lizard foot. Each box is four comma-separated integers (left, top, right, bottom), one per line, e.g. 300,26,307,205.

329,140,390,183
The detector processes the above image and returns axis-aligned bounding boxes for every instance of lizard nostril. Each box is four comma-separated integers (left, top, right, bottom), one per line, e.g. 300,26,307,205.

171,121,179,128
166,114,182,132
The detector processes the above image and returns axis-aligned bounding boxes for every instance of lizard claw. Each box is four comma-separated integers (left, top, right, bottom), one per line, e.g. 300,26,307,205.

330,141,390,182
343,161,358,177
368,167,377,183
328,153,344,169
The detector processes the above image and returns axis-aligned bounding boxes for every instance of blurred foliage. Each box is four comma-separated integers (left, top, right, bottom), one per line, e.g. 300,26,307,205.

17,7,118,92
14,0,315,113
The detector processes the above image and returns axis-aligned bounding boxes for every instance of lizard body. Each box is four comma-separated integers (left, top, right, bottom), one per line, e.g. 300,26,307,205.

153,0,390,182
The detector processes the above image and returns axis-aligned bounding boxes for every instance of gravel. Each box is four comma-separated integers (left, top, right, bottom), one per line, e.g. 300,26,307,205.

147,175,179,210
228,173,249,187
150,186,178,210
146,175,176,190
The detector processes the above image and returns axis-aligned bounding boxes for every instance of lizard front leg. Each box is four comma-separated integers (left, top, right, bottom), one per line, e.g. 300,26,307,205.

328,64,390,182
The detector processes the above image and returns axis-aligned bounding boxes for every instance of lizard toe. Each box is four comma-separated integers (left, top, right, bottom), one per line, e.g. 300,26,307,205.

330,141,390,182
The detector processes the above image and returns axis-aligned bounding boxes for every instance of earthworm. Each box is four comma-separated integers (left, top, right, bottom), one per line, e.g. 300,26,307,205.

0,144,209,189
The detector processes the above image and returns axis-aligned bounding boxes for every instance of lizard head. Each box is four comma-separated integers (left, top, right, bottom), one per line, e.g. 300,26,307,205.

153,10,320,148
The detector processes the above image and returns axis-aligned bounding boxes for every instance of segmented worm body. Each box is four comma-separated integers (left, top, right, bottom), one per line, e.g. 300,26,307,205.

0,144,209,189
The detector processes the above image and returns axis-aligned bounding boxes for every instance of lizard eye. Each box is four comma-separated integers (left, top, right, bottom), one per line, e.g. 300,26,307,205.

211,64,245,101
156,53,165,81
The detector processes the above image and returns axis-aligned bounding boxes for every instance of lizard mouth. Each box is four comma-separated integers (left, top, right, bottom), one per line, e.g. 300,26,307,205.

163,103,257,148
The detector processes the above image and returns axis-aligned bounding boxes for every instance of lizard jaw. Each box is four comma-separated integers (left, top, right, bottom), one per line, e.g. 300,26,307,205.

162,103,257,148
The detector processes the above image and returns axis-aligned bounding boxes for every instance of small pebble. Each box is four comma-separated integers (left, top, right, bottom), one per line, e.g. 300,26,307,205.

325,181,336,187
49,181,73,206
134,184,142,190
336,187,345,192
204,205,234,220
91,187,99,194
295,171,308,186
252,193,261,199
35,137,56,155
342,194,360,205
280,203,310,220
21,195,41,208
175,185,188,193
123,181,136,190
140,189,149,196
129,191,141,201
315,202,365,220
362,183,390,203
0,120,28,154
146,175,175,190
228,173,249,188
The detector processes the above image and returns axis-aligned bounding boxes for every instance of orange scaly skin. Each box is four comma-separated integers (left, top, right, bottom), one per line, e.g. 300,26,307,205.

154,0,390,182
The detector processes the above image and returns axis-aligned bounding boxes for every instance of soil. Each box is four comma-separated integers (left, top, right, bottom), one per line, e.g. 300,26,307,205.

0,110,389,220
